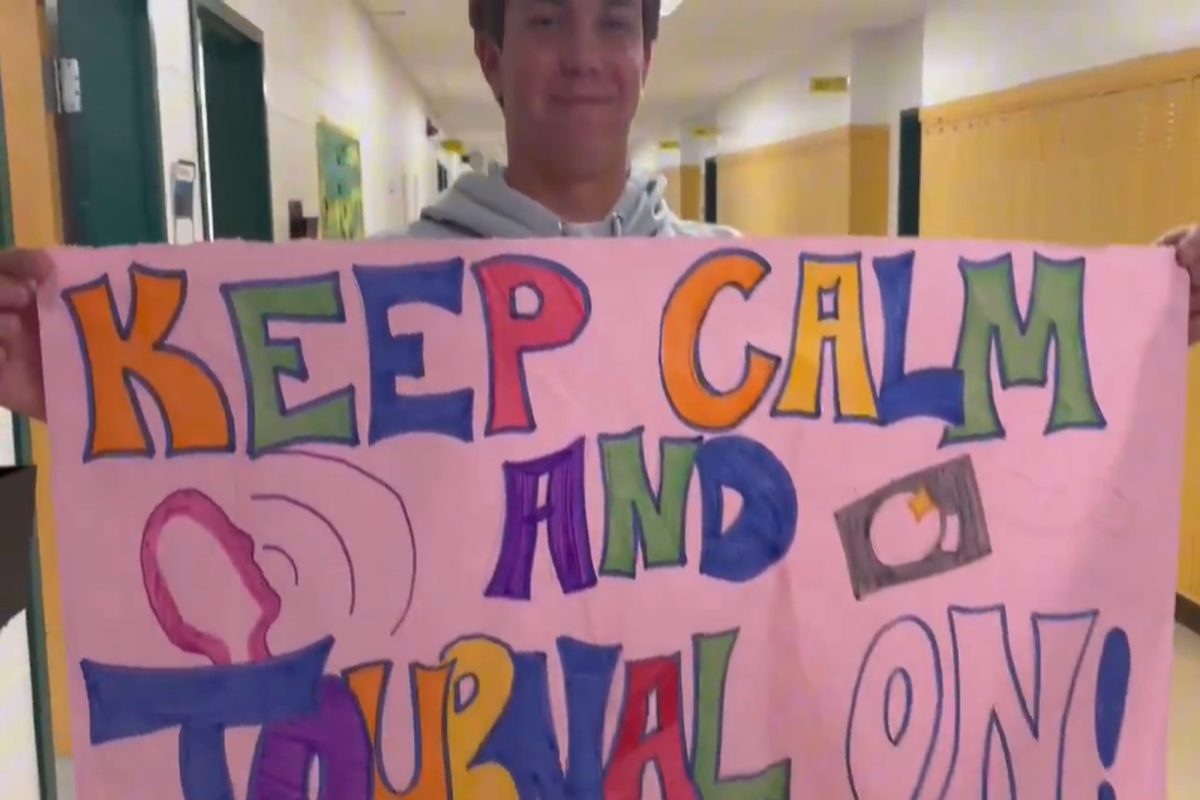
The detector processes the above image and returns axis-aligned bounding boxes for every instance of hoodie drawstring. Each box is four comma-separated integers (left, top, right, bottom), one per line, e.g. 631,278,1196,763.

555,214,624,237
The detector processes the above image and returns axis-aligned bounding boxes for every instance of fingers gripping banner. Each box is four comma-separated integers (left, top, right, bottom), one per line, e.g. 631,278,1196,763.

38,237,1186,799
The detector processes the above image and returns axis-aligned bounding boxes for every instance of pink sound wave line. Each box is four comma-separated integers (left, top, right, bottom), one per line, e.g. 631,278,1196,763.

261,544,300,586
287,449,417,636
141,488,281,665
251,493,356,615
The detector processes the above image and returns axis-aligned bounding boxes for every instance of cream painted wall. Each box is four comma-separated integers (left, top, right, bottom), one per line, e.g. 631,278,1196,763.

922,0,1200,105
850,18,924,235
149,0,203,243
704,0,1199,235
0,613,38,800
631,140,661,175
149,0,441,243
715,42,853,154
711,21,922,234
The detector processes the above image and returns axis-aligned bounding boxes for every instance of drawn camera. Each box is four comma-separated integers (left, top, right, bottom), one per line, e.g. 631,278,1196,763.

834,455,991,600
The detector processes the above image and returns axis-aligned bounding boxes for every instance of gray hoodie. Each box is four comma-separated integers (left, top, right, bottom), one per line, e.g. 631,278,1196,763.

392,167,738,239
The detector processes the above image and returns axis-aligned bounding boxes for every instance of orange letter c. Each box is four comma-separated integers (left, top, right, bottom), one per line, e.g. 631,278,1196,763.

660,250,780,431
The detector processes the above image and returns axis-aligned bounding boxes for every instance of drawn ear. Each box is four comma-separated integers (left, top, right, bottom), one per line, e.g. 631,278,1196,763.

141,488,281,665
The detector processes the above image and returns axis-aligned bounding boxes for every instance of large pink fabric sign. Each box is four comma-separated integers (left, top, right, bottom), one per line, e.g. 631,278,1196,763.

39,237,1186,799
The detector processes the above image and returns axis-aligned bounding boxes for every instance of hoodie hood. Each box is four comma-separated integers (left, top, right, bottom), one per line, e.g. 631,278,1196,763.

396,167,736,240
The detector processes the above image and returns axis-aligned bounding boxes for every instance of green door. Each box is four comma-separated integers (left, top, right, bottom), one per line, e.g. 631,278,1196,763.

897,107,922,237
0,73,13,248
201,6,273,241
57,0,166,245
0,72,58,800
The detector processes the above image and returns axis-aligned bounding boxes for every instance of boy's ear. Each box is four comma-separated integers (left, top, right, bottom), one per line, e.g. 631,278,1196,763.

475,33,504,105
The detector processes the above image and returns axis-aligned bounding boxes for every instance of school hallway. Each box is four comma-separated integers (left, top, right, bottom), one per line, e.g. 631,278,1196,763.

3,0,1200,798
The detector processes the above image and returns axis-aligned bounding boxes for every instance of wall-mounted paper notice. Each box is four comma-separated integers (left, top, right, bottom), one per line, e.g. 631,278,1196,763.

38,237,1187,799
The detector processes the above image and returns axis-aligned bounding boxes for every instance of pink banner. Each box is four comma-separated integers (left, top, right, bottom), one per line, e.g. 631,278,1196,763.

40,237,1186,799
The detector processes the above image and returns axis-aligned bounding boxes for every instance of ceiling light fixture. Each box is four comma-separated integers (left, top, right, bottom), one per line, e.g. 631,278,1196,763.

660,0,684,16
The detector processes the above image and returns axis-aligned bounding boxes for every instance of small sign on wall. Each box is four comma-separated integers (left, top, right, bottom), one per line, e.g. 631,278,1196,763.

170,160,197,244
810,75,850,94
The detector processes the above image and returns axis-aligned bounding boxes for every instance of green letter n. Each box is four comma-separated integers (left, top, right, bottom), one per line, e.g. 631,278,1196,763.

599,427,700,577
943,253,1106,445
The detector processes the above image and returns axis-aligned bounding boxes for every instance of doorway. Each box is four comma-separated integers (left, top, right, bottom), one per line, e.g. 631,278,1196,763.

897,107,922,236
704,156,718,224
0,73,12,248
54,0,167,246
197,2,273,241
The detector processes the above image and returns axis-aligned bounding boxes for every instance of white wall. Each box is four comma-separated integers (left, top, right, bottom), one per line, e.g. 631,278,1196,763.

150,0,441,243
715,42,853,154
631,140,661,174
150,0,204,244
922,0,1200,105
0,412,34,800
710,21,922,233
0,612,38,800
851,19,924,234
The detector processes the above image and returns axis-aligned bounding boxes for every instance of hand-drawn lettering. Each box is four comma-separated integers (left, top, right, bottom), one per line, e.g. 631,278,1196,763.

695,435,798,582
660,248,781,431
834,455,991,599
599,427,700,577
354,260,475,444
46,237,1178,800
344,661,452,799
938,606,1097,799
1099,623,1132,800
442,636,520,800
943,253,1106,444
692,630,791,798
478,638,620,798
222,274,358,456
485,438,597,600
774,254,879,421
606,655,698,799
473,255,591,435
1095,627,1132,800
846,617,943,800
248,675,372,800
63,265,234,460
873,252,965,425
81,638,332,800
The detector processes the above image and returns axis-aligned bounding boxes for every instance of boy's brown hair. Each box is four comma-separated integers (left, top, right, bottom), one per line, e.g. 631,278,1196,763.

469,0,662,47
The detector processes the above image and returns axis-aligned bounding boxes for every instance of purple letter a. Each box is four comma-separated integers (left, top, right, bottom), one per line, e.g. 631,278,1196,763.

485,437,597,600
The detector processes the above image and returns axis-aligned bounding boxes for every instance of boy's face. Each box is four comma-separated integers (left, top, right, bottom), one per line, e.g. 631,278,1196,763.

479,0,652,179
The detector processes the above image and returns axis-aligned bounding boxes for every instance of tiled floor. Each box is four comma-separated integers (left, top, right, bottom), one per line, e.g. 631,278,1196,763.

1171,625,1200,798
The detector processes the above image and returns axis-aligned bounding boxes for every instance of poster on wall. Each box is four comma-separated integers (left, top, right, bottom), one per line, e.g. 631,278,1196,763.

316,119,365,240
38,236,1186,798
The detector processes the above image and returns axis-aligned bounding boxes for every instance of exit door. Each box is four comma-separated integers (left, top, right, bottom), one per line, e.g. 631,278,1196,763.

897,107,922,237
